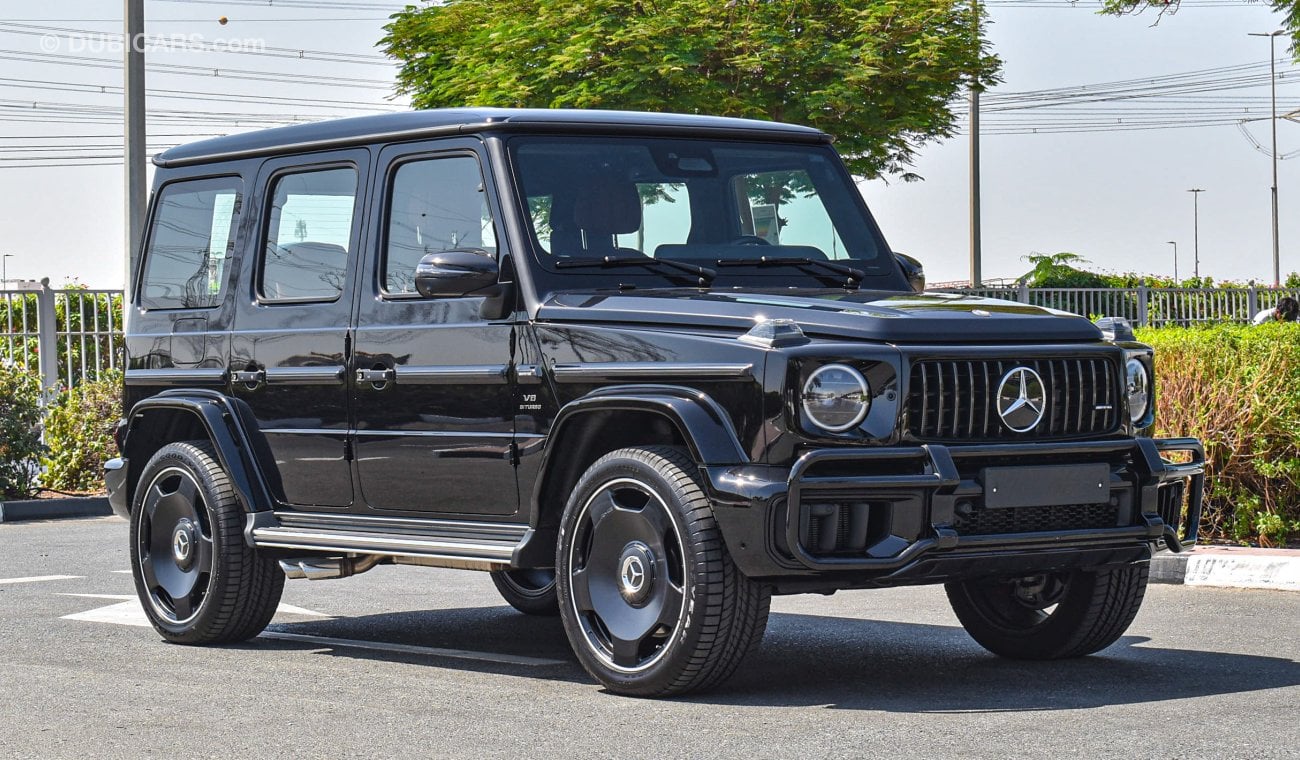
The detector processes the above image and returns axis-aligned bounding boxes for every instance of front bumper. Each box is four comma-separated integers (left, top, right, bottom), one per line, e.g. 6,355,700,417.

706,437,1204,586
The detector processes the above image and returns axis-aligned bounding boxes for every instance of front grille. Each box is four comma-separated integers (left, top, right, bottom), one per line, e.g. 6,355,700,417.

954,503,1122,536
907,357,1121,441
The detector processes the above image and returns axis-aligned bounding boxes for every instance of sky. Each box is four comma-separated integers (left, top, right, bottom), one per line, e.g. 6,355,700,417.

0,0,1295,289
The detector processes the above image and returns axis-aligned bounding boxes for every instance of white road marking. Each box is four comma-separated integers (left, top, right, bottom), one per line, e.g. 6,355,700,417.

0,575,83,585
62,600,150,627
61,600,331,628
275,603,330,618
59,596,564,668
111,570,132,574
258,631,568,667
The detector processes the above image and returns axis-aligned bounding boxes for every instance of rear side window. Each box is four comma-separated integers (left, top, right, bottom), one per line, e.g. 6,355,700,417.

140,177,241,310
261,167,358,302
384,155,496,295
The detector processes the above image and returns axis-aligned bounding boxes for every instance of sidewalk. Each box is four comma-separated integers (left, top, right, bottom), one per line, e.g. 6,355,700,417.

1151,545,1300,592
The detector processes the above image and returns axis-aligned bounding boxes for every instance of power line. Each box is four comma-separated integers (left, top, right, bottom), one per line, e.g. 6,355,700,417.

0,22,394,66
0,48,395,90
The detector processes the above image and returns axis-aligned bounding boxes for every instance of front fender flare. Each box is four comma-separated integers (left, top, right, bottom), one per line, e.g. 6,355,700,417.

548,383,749,466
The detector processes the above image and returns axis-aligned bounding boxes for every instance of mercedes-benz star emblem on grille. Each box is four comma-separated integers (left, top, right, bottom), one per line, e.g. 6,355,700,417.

996,366,1047,432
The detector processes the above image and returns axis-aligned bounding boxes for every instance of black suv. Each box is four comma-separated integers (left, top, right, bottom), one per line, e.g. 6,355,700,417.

106,108,1204,697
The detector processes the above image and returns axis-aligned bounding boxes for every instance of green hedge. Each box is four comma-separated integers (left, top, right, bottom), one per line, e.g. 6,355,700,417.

1138,323,1300,545
0,363,44,499
40,370,123,492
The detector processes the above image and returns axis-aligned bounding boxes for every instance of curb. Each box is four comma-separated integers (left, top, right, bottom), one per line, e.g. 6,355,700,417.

1151,546,1300,592
0,497,113,523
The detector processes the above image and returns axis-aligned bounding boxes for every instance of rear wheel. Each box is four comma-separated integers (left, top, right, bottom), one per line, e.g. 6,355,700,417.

130,441,284,644
490,569,559,616
945,564,1149,660
556,445,770,697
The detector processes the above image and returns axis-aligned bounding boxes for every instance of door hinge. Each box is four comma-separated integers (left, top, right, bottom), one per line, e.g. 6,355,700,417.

344,438,354,462
508,441,520,466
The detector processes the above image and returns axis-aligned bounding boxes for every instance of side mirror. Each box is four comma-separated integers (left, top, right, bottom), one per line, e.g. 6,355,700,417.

414,249,499,298
894,251,925,293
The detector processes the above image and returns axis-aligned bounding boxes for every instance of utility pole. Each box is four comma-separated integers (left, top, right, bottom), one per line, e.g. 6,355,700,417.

1166,241,1177,283
125,0,146,298
1188,189,1205,279
1248,30,1284,288
969,0,982,287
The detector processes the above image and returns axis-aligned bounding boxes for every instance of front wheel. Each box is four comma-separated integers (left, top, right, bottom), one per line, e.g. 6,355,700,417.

945,564,1149,660
556,446,770,697
129,441,284,644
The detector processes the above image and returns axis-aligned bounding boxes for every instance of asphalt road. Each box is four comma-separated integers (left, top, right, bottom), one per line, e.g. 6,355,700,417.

2,517,1297,760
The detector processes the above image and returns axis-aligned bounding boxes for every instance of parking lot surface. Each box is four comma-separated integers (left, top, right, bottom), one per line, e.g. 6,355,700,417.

2,517,1297,759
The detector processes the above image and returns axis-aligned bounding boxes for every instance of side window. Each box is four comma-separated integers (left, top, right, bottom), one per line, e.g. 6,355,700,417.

384,155,496,295
733,170,848,259
261,167,358,302
140,177,241,310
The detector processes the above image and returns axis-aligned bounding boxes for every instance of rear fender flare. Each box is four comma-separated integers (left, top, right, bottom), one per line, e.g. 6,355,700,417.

121,390,275,516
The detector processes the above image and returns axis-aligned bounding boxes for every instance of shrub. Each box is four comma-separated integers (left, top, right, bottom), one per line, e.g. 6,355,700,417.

40,370,123,492
1137,323,1300,546
0,363,44,499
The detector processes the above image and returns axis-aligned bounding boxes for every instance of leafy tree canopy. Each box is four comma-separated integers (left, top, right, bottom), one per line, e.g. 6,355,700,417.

382,0,1001,178
1021,252,1111,288
1099,0,1299,59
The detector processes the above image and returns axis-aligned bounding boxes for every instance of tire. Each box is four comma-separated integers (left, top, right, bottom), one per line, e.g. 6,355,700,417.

945,564,1150,660
129,440,285,644
556,445,770,697
490,568,560,616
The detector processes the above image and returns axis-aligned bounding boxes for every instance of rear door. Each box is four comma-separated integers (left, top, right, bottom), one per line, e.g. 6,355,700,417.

351,138,520,516
228,150,369,509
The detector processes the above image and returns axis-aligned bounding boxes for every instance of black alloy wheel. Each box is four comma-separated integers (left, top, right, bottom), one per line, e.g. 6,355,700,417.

557,446,770,697
135,463,214,624
130,441,284,644
945,564,1150,660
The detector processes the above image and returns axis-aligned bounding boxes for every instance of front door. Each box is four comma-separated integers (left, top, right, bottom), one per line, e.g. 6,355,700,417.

229,151,368,508
351,139,519,516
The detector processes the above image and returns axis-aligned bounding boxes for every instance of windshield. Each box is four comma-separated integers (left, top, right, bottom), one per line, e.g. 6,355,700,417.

508,135,898,290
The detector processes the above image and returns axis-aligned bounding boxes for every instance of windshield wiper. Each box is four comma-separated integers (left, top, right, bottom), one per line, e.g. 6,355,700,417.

554,256,716,287
715,257,865,289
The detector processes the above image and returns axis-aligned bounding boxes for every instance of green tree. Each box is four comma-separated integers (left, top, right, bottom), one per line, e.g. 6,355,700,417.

1099,0,1299,59
1021,252,1110,288
382,0,1001,178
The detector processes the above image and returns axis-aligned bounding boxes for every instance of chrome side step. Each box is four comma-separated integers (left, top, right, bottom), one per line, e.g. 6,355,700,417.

248,511,528,567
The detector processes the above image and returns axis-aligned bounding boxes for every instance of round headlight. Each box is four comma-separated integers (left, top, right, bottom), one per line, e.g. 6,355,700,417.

802,364,870,432
1125,357,1150,423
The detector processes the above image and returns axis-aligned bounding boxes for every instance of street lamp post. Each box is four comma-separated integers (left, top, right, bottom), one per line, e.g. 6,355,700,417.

2,253,12,286
1166,241,1178,283
1248,30,1284,288
1188,189,1205,279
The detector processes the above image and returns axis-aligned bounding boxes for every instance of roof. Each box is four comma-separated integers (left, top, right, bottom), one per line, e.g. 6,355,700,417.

153,108,831,167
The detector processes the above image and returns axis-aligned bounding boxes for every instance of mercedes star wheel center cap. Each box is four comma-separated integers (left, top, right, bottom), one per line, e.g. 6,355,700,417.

617,542,655,606
996,366,1047,433
172,520,195,565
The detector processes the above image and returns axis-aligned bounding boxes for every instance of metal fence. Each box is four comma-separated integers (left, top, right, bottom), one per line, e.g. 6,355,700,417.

938,284,1300,327
1,280,123,398
0,280,1293,398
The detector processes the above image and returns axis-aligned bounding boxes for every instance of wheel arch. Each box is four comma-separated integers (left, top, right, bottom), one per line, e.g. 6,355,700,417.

121,390,276,518
517,385,748,566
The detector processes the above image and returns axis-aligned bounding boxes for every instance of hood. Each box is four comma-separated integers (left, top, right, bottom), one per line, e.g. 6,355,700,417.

535,289,1104,344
